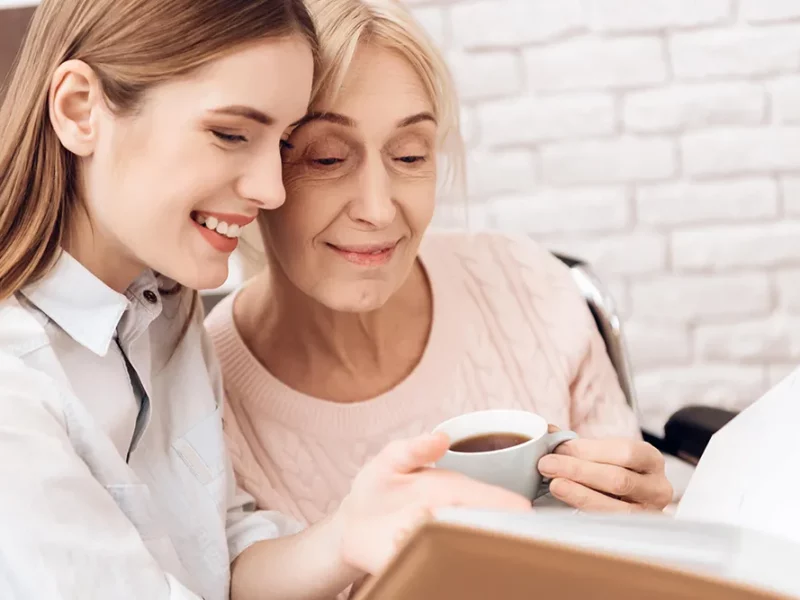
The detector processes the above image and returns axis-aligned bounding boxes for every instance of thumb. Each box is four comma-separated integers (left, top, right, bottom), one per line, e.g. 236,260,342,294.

376,432,450,475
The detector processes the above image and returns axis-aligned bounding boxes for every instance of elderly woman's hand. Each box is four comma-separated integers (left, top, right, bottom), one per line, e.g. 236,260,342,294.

536,433,673,512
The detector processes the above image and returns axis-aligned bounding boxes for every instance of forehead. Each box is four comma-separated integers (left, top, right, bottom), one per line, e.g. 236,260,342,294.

316,44,433,125
146,36,314,124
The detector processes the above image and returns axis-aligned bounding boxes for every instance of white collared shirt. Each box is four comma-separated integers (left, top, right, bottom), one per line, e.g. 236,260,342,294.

0,253,301,600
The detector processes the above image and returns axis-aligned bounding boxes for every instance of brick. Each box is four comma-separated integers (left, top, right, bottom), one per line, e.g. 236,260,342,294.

636,179,778,226
623,320,692,369
477,94,615,146
451,0,584,49
630,274,771,323
781,176,800,215
768,77,800,124
775,269,800,311
635,366,766,433
696,316,800,361
410,5,448,49
447,50,522,102
623,83,765,133
466,149,536,197
485,187,629,234
541,137,675,185
682,127,800,176
672,222,800,270
741,0,800,23
671,27,800,79
524,37,667,92
586,0,731,33
548,232,667,276
769,364,799,387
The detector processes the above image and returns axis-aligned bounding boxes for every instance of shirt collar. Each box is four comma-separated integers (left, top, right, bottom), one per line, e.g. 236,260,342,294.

21,251,161,356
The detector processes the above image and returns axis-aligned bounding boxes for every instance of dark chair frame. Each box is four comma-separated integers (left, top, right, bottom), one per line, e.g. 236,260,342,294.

553,253,736,464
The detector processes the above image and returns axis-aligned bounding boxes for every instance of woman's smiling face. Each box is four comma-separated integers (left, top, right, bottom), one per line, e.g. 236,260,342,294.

261,43,439,313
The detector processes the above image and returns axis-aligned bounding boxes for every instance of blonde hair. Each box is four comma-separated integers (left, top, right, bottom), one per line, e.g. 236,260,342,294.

0,0,317,302
305,0,466,199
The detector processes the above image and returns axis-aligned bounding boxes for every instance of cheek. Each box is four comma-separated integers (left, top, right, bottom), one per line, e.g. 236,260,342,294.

399,179,437,233
278,181,346,237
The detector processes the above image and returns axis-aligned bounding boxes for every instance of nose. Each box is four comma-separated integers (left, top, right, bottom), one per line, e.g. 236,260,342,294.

236,147,286,211
348,154,396,228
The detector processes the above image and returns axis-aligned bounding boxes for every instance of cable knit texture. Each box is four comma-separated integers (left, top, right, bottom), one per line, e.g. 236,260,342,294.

205,231,640,526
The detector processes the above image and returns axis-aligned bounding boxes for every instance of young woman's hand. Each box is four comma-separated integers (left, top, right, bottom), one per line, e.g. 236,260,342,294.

333,432,532,574
537,434,673,512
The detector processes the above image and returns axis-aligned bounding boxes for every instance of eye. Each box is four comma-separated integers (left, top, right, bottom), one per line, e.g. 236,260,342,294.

280,139,294,151
313,157,344,166
396,156,426,164
211,130,247,144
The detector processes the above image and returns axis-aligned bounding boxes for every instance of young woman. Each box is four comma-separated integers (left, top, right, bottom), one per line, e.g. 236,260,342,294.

206,0,673,529
0,1,530,599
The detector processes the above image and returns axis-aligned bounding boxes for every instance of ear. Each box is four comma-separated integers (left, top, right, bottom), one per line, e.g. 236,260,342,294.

48,59,105,157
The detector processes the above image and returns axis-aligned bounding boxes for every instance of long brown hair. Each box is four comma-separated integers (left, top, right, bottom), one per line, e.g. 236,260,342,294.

0,0,317,302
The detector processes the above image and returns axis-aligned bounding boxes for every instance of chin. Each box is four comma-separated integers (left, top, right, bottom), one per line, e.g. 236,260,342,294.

167,261,229,292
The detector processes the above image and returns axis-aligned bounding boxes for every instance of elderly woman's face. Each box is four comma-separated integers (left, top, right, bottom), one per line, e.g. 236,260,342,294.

262,43,438,312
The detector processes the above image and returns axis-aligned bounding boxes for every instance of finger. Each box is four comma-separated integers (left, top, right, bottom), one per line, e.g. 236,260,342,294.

538,454,660,504
548,478,643,513
375,433,451,475
415,468,533,513
547,424,561,434
553,438,664,474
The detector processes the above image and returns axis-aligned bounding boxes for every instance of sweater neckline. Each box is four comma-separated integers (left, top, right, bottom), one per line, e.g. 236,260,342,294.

213,238,466,437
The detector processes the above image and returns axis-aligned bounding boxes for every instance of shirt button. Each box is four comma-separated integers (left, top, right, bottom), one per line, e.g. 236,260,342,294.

143,290,158,304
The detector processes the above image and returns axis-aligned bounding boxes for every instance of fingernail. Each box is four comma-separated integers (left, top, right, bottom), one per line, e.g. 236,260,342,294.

538,456,558,475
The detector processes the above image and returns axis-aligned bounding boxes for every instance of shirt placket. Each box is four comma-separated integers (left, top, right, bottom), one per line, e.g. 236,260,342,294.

117,284,162,463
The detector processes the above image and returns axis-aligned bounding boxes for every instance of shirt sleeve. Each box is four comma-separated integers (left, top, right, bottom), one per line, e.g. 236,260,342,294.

196,299,304,562
0,350,203,600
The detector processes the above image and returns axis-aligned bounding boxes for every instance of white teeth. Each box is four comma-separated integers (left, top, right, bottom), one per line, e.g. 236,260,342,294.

193,214,243,238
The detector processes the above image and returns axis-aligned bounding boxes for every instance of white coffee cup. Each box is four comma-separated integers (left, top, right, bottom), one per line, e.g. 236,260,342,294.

433,409,577,500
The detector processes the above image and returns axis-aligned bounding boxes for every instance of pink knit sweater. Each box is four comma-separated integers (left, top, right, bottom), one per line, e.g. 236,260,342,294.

206,232,640,525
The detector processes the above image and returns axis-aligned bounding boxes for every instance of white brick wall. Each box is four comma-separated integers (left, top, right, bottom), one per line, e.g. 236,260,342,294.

410,0,800,433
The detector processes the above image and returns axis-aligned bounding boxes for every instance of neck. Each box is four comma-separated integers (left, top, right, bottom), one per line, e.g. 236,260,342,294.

64,212,144,293
237,259,432,400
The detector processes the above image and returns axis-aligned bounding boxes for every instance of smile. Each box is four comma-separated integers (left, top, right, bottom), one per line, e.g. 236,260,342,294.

326,241,399,267
191,211,256,253
192,212,246,239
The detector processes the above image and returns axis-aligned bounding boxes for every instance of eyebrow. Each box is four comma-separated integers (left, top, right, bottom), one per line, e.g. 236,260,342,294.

209,105,274,126
292,110,437,131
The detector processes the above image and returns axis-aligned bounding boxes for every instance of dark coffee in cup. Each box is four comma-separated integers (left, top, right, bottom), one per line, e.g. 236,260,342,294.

449,432,532,453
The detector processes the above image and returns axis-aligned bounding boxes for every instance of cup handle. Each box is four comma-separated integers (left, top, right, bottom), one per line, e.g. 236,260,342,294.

534,430,578,500
543,429,578,453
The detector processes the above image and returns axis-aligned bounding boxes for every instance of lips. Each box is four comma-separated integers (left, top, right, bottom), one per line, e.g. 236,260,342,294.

327,242,398,254
326,241,399,267
191,211,257,253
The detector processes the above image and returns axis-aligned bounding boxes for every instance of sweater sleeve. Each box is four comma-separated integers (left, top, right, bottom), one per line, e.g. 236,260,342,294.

568,319,641,439
493,233,641,440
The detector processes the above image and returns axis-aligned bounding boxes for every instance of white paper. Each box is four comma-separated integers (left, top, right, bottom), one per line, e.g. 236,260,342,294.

676,366,800,547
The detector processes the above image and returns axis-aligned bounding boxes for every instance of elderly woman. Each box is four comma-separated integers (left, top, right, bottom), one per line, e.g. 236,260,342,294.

206,0,673,526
